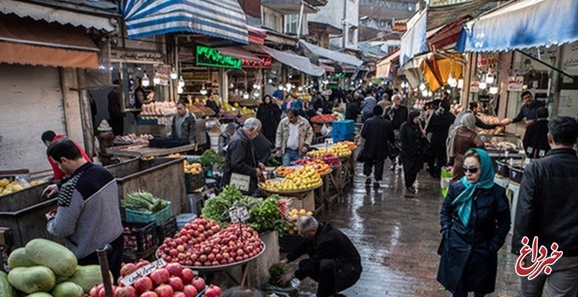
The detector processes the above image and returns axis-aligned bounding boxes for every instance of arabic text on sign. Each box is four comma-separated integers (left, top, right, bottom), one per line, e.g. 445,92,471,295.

515,236,563,280
196,45,241,69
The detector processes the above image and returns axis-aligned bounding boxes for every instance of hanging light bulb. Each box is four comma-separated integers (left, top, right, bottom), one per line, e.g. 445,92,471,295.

278,85,284,90
419,83,426,91
177,86,184,94
447,73,457,88
268,78,273,84
254,91,260,97
489,86,499,94
485,68,495,84
369,82,373,86
200,83,208,95
298,86,303,91
253,83,259,90
421,90,428,97
153,72,161,85
170,68,178,80
178,76,185,87
243,93,249,99
479,81,487,90
229,82,234,88
141,72,150,87
427,90,433,97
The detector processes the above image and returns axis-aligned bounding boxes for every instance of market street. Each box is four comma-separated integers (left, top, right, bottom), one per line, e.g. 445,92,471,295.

296,163,521,297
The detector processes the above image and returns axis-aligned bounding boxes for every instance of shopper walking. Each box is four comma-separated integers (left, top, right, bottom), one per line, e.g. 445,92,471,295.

437,148,510,297
359,105,395,188
107,79,124,136
275,108,313,166
447,113,485,182
400,110,425,194
385,94,408,170
256,95,281,144
425,100,455,178
512,116,578,297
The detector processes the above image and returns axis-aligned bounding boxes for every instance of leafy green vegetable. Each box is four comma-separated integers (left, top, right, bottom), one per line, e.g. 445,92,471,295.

268,263,290,287
198,149,224,169
267,155,282,167
121,191,167,213
202,186,288,234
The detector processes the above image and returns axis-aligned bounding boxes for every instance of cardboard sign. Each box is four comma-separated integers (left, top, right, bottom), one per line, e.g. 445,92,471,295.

120,259,166,286
507,76,524,91
230,173,251,192
229,206,250,224
324,138,334,149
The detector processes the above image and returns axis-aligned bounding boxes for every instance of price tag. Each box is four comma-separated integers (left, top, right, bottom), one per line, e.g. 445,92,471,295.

120,259,166,286
230,173,250,192
229,206,250,224
324,138,333,149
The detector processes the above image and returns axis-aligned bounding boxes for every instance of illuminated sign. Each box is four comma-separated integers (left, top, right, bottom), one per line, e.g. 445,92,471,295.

196,45,241,69
242,54,272,69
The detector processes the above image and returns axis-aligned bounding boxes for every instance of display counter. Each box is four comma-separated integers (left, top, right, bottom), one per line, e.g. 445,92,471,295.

107,143,196,159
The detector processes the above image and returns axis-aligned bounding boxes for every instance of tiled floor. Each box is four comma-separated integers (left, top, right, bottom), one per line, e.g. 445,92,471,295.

289,163,520,296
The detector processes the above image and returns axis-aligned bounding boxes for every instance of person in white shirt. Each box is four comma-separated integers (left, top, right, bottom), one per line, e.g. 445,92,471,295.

275,108,313,166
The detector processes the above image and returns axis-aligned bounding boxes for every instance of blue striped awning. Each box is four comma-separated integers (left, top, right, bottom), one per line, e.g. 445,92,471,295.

122,0,248,44
456,0,578,52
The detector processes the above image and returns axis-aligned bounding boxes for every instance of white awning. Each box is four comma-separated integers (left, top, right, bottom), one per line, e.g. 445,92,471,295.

0,0,116,31
256,45,325,77
299,40,363,67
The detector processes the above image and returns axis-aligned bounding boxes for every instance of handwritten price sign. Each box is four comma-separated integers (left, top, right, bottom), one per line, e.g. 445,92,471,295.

515,236,563,280
120,259,167,286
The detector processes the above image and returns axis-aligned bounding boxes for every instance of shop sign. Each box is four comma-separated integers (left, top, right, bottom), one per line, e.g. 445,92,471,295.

470,81,480,93
242,54,272,69
153,65,170,86
477,55,498,67
111,50,163,63
507,76,524,91
562,43,578,71
196,45,241,69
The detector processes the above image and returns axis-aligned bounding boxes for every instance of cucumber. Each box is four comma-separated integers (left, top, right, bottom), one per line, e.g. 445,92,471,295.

25,239,77,277
7,247,36,268
7,266,56,294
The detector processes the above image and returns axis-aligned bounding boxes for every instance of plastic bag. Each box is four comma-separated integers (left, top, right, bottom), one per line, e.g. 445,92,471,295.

440,167,453,199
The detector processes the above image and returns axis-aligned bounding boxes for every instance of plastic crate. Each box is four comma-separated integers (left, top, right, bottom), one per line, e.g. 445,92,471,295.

331,132,354,142
156,216,178,242
332,120,354,135
125,201,171,226
185,173,205,193
123,221,157,256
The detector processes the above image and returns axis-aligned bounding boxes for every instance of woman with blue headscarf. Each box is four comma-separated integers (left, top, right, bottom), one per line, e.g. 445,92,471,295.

437,148,510,297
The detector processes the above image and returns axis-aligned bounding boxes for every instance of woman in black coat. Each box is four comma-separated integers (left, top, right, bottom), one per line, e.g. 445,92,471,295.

256,95,281,145
437,148,510,297
425,103,455,178
400,110,424,194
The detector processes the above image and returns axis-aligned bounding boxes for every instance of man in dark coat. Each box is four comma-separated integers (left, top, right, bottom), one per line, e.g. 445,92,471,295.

522,107,550,158
278,215,362,297
513,116,578,296
385,94,408,170
171,101,196,144
359,105,395,187
221,118,265,194
400,110,425,194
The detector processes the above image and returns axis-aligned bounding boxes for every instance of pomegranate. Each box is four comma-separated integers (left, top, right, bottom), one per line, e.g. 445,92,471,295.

181,268,194,284
114,286,136,297
182,284,198,297
167,276,184,292
140,292,159,297
173,292,187,297
204,285,222,297
133,276,153,293
150,268,171,286
120,263,138,277
191,276,206,292
155,284,174,297
89,285,99,297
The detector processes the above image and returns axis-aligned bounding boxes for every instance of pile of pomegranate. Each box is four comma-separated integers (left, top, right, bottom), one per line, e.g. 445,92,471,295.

157,217,264,267
89,260,222,297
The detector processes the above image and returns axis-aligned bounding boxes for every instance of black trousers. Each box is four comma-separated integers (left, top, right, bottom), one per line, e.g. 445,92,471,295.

110,115,124,136
78,235,124,280
404,169,418,188
298,258,361,297
363,158,385,181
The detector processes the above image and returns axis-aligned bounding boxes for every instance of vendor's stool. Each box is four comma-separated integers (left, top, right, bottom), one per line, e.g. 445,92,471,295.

506,181,521,235
187,193,205,215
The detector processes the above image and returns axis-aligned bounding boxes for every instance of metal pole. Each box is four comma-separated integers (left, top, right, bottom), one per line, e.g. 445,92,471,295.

342,0,347,49
97,245,113,297
297,1,305,40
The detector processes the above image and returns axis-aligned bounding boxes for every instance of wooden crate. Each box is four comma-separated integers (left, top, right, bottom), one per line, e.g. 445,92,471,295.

283,190,315,212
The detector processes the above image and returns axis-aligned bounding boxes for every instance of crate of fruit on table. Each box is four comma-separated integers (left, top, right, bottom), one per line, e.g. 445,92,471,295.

293,155,342,167
310,114,338,124
123,221,158,260
260,166,323,194
183,160,204,193
307,142,353,158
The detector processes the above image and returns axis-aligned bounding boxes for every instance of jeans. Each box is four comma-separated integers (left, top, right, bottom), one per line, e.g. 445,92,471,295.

519,256,578,297
282,149,300,166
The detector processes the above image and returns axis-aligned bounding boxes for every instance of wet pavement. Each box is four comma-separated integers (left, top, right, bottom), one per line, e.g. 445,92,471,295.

291,163,520,297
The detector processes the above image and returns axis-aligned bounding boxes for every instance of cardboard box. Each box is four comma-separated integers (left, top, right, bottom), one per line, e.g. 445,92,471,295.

283,190,315,212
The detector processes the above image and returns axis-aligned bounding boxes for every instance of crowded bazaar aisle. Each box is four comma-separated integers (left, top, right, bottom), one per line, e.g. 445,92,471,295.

293,163,520,297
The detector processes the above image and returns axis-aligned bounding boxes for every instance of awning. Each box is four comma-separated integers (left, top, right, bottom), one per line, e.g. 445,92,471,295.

299,40,363,67
375,49,400,79
255,45,325,77
400,8,428,66
216,46,261,61
0,14,99,69
122,0,249,44
247,25,266,45
0,0,117,31
456,0,578,52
